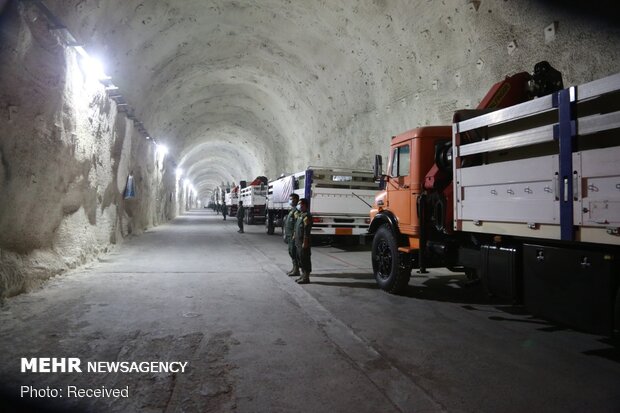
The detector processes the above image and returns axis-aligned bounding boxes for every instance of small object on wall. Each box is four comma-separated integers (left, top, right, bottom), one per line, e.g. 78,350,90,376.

124,173,136,199
467,0,481,12
7,105,18,122
507,41,518,55
544,21,558,44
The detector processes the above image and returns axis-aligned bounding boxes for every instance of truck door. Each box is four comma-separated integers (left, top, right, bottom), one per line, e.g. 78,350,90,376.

388,143,412,229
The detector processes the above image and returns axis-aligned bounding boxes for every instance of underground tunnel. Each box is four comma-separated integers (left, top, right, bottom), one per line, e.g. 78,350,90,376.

1,0,620,412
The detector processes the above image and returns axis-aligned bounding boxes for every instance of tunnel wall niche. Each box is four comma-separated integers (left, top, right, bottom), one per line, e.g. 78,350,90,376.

0,3,176,298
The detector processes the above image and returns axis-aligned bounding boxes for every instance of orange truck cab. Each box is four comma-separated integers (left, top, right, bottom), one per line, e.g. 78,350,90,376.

370,126,452,250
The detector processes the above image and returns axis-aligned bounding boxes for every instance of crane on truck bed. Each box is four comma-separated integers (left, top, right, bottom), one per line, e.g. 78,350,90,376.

369,62,620,335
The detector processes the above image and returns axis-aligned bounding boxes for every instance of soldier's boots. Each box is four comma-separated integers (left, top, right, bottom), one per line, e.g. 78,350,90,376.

287,264,300,277
295,271,310,284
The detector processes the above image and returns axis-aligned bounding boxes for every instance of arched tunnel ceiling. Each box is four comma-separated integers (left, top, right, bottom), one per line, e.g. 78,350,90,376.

47,0,620,197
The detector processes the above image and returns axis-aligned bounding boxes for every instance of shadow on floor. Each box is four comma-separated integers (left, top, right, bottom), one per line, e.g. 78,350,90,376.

308,272,377,289
306,272,620,350
311,236,372,251
401,274,498,306
583,338,620,363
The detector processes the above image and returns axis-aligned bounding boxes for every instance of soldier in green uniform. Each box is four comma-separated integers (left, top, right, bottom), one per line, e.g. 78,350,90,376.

294,198,312,284
237,201,245,233
284,193,300,277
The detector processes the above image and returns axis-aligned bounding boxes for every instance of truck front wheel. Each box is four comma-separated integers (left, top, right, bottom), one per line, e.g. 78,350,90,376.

372,226,412,294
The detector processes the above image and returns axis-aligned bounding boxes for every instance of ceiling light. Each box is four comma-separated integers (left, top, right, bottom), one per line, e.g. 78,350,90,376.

80,55,110,81
155,144,169,156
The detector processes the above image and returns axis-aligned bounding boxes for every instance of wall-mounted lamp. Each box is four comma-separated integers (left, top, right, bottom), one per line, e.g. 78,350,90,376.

78,54,110,81
155,144,169,156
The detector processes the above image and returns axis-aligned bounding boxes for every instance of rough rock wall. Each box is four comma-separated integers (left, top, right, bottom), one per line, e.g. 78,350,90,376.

316,1,620,170
0,2,175,298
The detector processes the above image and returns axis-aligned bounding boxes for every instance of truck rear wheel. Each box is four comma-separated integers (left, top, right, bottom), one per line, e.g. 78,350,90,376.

372,226,412,294
266,212,275,234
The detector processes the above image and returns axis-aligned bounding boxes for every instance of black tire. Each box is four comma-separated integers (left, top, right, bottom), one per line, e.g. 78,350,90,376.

371,225,412,294
266,211,275,234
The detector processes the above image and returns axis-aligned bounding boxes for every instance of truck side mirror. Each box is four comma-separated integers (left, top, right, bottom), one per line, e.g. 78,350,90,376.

374,154,387,190
373,154,383,180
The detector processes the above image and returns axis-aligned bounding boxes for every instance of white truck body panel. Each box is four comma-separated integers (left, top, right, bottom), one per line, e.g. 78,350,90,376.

240,185,267,208
457,154,560,225
267,167,378,236
294,187,375,236
453,72,620,245
267,176,294,210
225,192,238,207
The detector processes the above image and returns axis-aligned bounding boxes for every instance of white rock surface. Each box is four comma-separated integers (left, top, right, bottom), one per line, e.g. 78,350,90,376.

0,3,176,297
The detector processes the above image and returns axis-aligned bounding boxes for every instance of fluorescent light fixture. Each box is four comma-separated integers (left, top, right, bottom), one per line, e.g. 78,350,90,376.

80,55,110,81
155,144,169,156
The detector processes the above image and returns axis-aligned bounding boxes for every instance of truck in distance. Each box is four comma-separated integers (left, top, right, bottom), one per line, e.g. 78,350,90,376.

265,167,379,240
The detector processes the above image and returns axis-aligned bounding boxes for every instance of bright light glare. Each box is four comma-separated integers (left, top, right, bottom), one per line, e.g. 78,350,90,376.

81,56,109,80
176,168,183,177
155,144,169,156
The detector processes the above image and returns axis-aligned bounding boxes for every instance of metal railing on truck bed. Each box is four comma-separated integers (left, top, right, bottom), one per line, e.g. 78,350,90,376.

453,72,620,245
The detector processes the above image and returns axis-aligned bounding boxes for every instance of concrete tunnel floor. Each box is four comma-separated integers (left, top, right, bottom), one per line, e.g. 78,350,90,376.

1,210,619,413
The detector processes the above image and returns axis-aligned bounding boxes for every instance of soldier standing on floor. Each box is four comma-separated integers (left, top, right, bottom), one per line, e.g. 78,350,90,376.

222,202,228,220
284,193,300,277
294,198,312,284
237,201,245,233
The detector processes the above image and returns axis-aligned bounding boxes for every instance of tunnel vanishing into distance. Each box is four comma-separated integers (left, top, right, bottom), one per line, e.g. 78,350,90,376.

1,0,619,296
